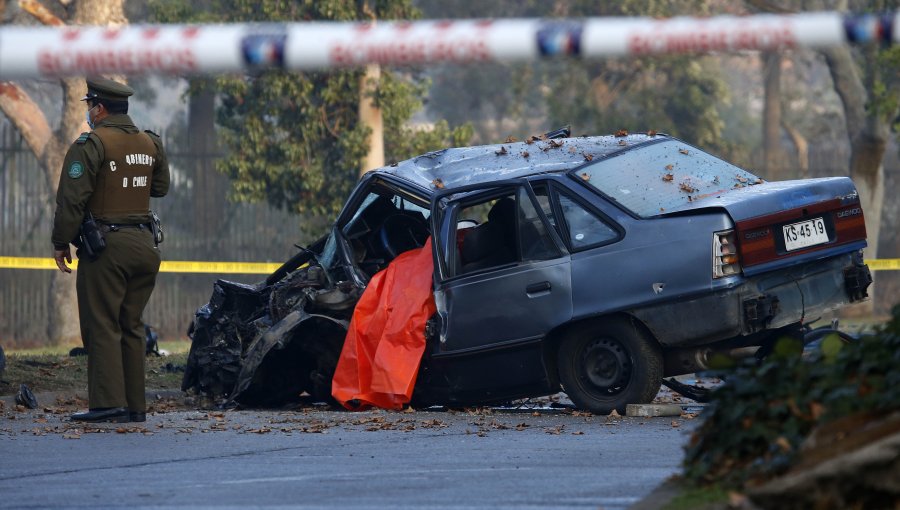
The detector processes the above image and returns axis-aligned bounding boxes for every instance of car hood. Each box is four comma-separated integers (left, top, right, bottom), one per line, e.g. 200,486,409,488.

663,177,859,222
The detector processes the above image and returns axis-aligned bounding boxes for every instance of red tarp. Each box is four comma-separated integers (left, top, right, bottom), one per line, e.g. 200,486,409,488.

331,238,436,410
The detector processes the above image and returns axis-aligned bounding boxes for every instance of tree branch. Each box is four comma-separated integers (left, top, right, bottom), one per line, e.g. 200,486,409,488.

820,46,867,141
19,0,64,26
0,82,51,158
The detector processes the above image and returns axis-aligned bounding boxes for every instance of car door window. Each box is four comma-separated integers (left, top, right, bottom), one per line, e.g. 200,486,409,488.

450,187,560,276
558,192,619,250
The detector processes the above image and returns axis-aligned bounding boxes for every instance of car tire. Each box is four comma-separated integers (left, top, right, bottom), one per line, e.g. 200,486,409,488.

558,318,663,415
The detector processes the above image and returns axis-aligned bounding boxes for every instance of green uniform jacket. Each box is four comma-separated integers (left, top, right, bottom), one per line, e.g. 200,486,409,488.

51,114,170,250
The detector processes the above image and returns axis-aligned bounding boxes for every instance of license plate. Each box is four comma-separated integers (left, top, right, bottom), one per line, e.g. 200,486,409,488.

782,217,828,251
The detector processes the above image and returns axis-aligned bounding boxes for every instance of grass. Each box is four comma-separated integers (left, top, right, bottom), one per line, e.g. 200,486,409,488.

663,483,730,510
0,342,189,397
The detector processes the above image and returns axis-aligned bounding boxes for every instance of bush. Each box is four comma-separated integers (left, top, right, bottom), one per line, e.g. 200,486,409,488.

683,305,900,487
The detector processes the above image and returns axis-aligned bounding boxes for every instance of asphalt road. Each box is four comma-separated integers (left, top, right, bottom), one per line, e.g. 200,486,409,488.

0,394,696,510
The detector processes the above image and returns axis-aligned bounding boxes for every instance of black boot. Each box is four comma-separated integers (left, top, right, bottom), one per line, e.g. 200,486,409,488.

71,407,130,423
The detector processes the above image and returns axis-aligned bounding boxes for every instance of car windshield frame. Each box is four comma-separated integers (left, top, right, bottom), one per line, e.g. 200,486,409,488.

572,139,761,218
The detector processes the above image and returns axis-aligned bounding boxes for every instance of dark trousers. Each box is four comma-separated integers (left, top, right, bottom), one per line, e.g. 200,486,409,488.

76,228,160,411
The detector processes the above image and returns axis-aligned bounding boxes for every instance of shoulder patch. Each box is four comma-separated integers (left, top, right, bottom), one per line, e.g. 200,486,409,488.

68,161,85,179
75,132,90,145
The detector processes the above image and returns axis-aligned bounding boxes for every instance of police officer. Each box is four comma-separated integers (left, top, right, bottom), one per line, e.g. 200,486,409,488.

52,77,170,423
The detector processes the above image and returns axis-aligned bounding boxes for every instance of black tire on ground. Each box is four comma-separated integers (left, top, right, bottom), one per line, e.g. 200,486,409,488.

557,318,663,415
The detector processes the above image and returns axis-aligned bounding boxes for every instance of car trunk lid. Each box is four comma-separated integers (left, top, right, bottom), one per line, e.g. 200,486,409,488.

678,177,866,275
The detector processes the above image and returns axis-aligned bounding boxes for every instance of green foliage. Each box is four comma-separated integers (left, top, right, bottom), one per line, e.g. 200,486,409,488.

683,305,900,488
149,0,471,216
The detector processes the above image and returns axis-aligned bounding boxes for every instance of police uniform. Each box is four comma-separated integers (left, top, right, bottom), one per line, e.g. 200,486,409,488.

51,78,170,423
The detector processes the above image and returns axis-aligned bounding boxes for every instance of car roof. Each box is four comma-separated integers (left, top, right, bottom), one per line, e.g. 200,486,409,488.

377,133,667,192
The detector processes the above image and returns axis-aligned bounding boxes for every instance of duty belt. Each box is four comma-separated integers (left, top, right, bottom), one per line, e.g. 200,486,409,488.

100,223,150,233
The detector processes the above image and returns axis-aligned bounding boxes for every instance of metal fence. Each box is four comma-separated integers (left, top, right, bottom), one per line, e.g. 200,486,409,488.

0,121,316,348
1,121,897,348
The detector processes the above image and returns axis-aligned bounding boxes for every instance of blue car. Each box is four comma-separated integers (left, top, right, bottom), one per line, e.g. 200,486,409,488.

184,131,871,413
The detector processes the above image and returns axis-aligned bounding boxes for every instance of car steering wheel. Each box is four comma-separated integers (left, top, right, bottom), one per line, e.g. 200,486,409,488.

377,214,429,260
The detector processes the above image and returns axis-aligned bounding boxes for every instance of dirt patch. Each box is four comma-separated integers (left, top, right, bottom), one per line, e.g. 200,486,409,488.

0,352,188,396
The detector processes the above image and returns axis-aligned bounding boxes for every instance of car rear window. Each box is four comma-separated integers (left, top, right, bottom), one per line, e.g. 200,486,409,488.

575,140,762,218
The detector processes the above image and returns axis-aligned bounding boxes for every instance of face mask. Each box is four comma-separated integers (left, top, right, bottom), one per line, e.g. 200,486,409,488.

85,105,97,129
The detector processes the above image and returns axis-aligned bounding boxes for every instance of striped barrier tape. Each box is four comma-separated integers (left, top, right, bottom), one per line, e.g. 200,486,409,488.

0,12,897,79
0,256,897,273
0,256,282,274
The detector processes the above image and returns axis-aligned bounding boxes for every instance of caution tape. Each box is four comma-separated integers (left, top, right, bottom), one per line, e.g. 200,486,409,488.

1,256,898,273
865,258,900,271
0,256,282,274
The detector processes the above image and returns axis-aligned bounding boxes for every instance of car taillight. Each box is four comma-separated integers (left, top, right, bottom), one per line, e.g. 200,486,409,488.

713,230,741,278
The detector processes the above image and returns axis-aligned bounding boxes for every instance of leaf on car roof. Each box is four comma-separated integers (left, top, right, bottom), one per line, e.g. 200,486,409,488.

680,181,698,193
736,175,748,183
432,178,444,189
679,149,690,155
505,135,518,143
522,151,530,158
583,152,593,161
568,145,577,153
580,172,590,181
495,146,508,156
665,164,674,171
754,178,764,184
647,129,657,136
549,139,563,149
615,129,628,137
618,140,627,146
734,183,745,188
525,137,535,144
663,173,674,182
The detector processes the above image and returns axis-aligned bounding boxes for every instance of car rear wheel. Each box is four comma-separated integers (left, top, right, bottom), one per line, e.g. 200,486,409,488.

558,318,663,415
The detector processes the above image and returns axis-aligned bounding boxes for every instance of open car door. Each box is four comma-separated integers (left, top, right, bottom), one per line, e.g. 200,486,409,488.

422,180,573,403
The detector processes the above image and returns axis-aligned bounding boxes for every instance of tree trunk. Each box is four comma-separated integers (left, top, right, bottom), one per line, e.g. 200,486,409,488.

0,0,127,346
820,45,887,317
762,52,787,180
781,121,808,179
358,64,384,176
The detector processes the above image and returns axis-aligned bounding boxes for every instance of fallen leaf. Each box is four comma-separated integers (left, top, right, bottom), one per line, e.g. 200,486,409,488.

583,153,593,161
679,149,689,155
736,175,748,183
505,135,517,143
775,436,792,452
432,178,444,189
495,146,508,156
522,151,529,158
532,411,541,417
671,420,681,428
809,402,825,420
525,137,535,145
729,492,748,507
662,173,674,182
549,139,563,149
63,433,81,440
665,164,673,171
754,178,764,184
580,172,590,181
572,431,585,435
568,145,577,153
515,423,529,431
403,406,416,413
608,409,621,418
679,182,698,193
647,129,657,136
618,140,627,146
615,129,628,137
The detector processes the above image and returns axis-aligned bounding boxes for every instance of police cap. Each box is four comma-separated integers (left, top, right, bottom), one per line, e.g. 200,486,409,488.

80,77,133,102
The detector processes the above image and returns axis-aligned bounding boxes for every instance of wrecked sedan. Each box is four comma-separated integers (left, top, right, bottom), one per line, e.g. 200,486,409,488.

183,132,871,414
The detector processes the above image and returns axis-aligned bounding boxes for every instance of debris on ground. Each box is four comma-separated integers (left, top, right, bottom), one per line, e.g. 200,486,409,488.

15,384,37,409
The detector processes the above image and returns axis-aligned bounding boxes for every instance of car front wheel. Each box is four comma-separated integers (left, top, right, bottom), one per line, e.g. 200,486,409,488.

558,318,663,415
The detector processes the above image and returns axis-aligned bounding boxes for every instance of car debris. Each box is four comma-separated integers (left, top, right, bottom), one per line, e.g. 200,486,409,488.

183,130,871,414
